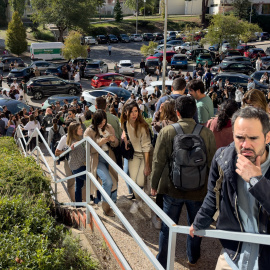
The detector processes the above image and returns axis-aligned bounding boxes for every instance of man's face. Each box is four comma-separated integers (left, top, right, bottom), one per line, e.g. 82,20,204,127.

188,89,199,100
68,111,75,119
234,117,270,164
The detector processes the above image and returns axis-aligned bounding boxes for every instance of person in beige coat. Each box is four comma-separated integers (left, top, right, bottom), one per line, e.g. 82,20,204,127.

84,109,119,217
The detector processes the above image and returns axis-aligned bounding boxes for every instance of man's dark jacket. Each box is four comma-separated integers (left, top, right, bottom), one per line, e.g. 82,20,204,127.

193,142,270,269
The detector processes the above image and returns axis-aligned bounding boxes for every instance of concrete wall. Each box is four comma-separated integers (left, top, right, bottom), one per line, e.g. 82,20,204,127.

185,0,202,15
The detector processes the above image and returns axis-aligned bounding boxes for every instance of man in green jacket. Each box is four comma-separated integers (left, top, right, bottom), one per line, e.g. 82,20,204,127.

150,95,216,268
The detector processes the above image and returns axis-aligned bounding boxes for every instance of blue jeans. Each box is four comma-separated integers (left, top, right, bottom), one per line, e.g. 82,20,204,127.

123,158,133,194
97,153,117,203
157,195,203,267
72,166,86,203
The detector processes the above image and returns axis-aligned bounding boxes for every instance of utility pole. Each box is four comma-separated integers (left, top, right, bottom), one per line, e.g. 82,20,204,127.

162,0,168,94
136,0,138,34
249,2,252,23
144,0,146,18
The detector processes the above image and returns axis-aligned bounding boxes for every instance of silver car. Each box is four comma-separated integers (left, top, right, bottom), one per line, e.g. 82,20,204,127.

0,57,25,71
84,61,108,78
29,61,56,75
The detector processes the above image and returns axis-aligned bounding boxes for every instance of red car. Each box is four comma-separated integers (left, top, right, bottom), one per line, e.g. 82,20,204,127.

244,48,266,59
91,73,132,88
146,51,176,63
236,44,256,55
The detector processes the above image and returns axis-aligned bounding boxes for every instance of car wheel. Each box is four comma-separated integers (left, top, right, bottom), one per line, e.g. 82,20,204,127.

33,91,43,100
69,88,77,95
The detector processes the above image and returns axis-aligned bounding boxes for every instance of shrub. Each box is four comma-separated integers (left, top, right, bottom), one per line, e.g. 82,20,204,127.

33,30,55,41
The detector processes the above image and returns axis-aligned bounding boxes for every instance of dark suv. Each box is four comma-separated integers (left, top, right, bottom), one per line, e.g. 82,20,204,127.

27,76,82,100
260,32,269,41
6,67,34,85
142,33,154,41
119,34,130,43
145,59,162,74
211,73,268,92
96,35,107,44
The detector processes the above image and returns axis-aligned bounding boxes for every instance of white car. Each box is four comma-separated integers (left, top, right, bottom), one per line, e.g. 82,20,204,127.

175,42,202,54
84,36,97,45
145,80,173,96
221,43,232,52
130,34,142,42
155,44,175,53
118,60,135,76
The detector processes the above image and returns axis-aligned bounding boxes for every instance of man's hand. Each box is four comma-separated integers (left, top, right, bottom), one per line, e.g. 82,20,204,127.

151,188,157,196
236,154,262,182
189,224,195,238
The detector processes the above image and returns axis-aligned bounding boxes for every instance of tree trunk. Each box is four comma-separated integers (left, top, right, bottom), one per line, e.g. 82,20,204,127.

201,0,209,27
57,26,66,42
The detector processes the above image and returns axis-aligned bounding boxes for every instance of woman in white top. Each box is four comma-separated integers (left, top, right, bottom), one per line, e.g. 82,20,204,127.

23,114,41,150
120,101,152,214
74,71,80,82
256,57,262,71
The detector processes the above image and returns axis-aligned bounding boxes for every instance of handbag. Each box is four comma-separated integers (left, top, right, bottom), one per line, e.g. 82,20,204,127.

121,122,134,160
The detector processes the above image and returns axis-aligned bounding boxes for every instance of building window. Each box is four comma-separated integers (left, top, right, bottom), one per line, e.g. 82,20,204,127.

262,4,270,15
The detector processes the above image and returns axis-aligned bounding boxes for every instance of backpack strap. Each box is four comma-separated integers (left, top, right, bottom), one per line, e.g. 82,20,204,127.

213,164,224,221
192,123,203,135
172,123,184,135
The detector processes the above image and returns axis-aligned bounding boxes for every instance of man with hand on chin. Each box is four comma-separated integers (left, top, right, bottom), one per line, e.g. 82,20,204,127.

189,106,270,270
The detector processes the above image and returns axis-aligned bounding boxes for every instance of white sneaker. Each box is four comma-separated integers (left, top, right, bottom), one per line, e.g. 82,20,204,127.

130,201,143,214
152,214,162,230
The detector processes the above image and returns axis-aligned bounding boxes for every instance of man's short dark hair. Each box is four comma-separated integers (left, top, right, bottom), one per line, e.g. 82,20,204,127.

188,79,205,94
96,96,106,110
175,96,196,118
172,77,186,91
232,107,270,136
68,108,76,115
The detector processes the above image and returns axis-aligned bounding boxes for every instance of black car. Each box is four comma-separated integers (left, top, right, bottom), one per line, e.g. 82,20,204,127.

266,47,270,56
0,57,25,71
222,56,251,64
145,59,162,74
107,34,118,43
260,32,269,41
224,50,242,57
119,34,130,43
44,66,63,77
153,33,164,40
211,73,268,92
27,76,82,100
167,39,183,46
0,97,30,114
96,35,108,44
211,62,255,75
142,33,154,41
186,48,212,61
6,67,34,85
250,71,270,82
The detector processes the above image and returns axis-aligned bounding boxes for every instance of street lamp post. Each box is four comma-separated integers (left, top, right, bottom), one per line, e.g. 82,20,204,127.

144,0,146,18
136,0,138,34
249,2,253,23
162,0,168,94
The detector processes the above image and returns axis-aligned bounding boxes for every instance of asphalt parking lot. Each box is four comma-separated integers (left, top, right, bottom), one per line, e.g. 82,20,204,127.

1,39,270,109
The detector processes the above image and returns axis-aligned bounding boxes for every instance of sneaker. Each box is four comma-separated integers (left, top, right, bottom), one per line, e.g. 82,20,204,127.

152,215,162,230
187,260,197,267
130,201,143,214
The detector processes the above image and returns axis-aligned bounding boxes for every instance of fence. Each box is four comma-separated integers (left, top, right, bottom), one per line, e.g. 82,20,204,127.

15,126,270,270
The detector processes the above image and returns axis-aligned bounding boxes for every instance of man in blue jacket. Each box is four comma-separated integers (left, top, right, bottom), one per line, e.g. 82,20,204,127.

190,106,270,269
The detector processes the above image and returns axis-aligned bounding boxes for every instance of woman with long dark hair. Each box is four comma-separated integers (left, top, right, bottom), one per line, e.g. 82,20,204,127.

48,118,65,154
206,99,238,149
84,109,119,217
120,101,152,214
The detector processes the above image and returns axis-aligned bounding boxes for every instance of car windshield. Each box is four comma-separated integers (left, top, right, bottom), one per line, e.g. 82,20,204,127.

87,64,99,68
7,71,22,77
220,62,229,67
199,55,211,59
120,63,132,67
173,56,186,61
92,76,99,80
0,101,29,114
121,35,128,37
262,57,270,61
228,51,241,55
147,61,159,65
90,91,110,97
153,53,162,57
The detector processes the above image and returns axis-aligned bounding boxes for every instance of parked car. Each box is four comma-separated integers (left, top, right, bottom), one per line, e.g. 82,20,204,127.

236,44,256,55
146,51,176,64
211,73,268,92
266,47,270,56
41,94,95,111
84,36,97,45
261,56,270,70
29,61,56,75
155,44,174,53
142,33,154,41
44,66,63,77
259,32,270,41
167,39,183,46
84,61,108,78
221,43,232,52
27,76,82,100
0,97,30,114
208,44,219,51
211,62,255,75
175,42,203,54
72,58,92,66
6,67,34,85
118,60,135,76
221,56,252,64
145,80,173,95
96,35,107,44
107,34,118,43
82,87,131,104
119,34,130,43
171,54,188,69
0,57,25,71
244,48,266,59
145,59,162,74
224,50,242,57
153,33,164,40
129,34,142,42
91,73,132,88
250,71,270,82
196,53,214,67
186,48,210,60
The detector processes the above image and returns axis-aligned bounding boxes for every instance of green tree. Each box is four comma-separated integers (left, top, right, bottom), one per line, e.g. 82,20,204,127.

114,0,123,22
0,0,7,26
6,11,27,55
140,41,157,56
9,0,26,17
31,0,96,42
239,20,261,44
62,31,87,60
125,0,156,15
232,0,252,20
204,14,243,49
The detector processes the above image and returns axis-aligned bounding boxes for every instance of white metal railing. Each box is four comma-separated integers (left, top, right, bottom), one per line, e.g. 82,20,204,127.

15,126,270,270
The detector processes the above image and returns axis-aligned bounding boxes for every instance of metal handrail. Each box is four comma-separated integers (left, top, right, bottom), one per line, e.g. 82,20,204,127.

15,126,270,270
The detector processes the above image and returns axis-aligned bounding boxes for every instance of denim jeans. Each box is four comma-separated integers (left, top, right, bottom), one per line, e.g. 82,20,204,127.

157,195,203,268
97,152,117,203
72,166,86,203
123,158,133,194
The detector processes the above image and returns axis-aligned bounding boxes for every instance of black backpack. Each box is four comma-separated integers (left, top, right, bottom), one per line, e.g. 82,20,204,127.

170,123,207,191
52,126,61,144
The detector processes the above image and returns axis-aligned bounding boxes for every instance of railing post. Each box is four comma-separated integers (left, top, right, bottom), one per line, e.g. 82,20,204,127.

54,159,57,202
166,227,177,270
86,140,91,224
36,134,39,165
